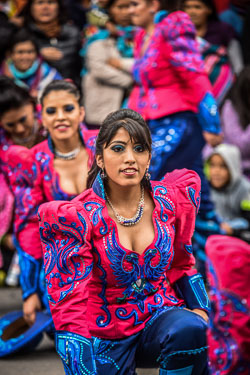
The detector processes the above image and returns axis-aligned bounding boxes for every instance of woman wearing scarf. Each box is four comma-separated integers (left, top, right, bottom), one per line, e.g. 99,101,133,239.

0,28,62,99
20,0,82,85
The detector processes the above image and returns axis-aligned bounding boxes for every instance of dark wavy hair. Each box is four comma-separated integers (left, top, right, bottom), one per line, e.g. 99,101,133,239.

181,0,218,20
0,76,35,118
39,80,82,106
21,0,68,26
225,66,250,130
87,108,152,189
153,0,182,11
9,28,39,55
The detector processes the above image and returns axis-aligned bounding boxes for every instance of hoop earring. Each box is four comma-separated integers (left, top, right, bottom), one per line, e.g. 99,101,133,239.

101,168,107,179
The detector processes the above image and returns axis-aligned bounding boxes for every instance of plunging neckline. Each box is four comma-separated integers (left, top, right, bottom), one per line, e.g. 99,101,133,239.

103,195,159,257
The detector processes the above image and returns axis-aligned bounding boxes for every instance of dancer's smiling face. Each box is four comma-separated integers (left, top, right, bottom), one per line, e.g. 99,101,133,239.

41,90,84,142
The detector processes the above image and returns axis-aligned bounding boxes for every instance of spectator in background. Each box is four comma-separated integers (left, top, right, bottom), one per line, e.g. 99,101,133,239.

182,0,243,75
64,0,91,31
0,29,62,99
21,0,82,85
82,0,134,128
0,76,44,286
206,144,250,236
220,66,250,180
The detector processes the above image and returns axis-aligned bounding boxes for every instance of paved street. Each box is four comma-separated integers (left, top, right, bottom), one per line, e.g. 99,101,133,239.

0,287,156,375
0,287,63,375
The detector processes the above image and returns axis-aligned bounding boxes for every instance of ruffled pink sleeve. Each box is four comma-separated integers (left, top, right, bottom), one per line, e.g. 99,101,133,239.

163,11,212,104
39,200,94,338
165,169,201,284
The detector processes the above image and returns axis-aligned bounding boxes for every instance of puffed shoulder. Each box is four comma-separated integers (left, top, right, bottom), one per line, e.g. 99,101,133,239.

39,188,95,220
162,168,201,190
38,199,86,219
6,145,34,169
160,10,196,39
38,199,93,244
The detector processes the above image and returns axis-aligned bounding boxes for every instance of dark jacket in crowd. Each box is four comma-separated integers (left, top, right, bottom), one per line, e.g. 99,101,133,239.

26,22,82,85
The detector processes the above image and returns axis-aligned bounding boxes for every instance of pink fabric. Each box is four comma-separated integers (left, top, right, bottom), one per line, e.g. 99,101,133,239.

0,174,14,238
6,125,97,260
128,11,212,120
39,169,200,339
206,235,250,374
0,128,15,267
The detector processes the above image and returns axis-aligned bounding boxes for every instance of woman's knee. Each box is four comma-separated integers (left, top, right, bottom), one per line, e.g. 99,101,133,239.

160,309,207,353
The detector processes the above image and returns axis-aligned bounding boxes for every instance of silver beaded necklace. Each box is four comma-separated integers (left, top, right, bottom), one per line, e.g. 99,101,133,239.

54,146,81,160
105,186,145,226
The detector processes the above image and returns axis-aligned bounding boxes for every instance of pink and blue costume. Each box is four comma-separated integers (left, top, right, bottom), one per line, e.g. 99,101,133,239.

38,169,210,374
129,11,222,276
6,125,97,307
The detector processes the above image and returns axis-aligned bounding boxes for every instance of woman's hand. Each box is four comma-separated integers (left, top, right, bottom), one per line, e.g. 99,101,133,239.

23,293,42,326
185,308,209,322
106,21,119,36
220,222,233,235
107,57,122,70
202,131,223,147
40,47,63,61
1,234,15,251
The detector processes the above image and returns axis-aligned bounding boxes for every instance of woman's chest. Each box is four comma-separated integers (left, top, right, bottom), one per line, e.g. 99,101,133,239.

53,157,88,195
38,149,88,200
90,207,176,287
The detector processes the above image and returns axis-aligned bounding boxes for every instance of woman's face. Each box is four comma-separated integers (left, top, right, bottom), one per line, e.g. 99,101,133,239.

183,0,212,28
11,41,37,72
209,154,230,189
31,0,59,24
96,127,151,188
109,0,131,27
129,0,158,29
0,103,35,142
42,90,84,143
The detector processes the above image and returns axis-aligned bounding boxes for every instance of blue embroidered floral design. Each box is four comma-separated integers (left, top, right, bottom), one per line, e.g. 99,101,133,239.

153,185,174,222
92,247,111,328
56,331,96,375
93,338,120,371
186,187,200,214
84,201,108,235
184,245,193,255
39,212,93,304
105,218,172,324
36,152,52,181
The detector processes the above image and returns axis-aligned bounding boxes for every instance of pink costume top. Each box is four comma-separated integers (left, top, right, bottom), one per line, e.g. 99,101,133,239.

38,169,210,341
128,11,216,127
0,129,15,239
6,124,97,303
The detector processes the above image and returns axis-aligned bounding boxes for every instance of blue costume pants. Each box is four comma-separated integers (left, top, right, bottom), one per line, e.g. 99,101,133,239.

148,112,221,277
93,308,208,375
148,111,208,209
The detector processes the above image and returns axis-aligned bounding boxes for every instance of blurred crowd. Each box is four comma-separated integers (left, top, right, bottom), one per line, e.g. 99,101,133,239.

0,0,250,373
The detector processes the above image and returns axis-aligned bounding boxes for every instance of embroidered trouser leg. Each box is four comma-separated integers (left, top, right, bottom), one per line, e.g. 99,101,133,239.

148,112,222,278
93,307,208,375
